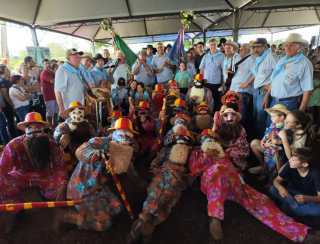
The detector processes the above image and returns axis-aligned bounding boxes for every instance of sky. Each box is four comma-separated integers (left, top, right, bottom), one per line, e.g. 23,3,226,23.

3,22,320,57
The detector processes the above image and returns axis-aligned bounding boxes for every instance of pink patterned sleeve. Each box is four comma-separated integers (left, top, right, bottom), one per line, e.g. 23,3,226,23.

226,129,249,164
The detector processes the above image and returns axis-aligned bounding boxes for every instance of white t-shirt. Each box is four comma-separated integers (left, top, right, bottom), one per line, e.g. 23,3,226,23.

9,85,29,109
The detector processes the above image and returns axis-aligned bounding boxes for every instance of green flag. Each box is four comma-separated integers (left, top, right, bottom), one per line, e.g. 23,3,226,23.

113,34,137,67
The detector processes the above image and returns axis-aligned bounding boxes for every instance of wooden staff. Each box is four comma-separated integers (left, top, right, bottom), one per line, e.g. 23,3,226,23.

0,200,82,212
103,155,134,219
158,97,167,145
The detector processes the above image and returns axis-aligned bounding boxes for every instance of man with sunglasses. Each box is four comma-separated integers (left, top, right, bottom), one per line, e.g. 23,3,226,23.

0,112,68,233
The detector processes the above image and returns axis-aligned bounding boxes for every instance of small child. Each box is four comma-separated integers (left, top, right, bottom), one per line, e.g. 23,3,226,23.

111,78,129,115
270,147,320,227
174,62,192,95
249,104,289,175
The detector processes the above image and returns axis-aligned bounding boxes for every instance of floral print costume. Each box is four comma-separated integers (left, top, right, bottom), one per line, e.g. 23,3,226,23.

188,149,309,242
67,137,122,231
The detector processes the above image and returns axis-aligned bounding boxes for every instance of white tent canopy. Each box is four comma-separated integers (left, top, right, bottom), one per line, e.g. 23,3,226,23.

0,0,319,42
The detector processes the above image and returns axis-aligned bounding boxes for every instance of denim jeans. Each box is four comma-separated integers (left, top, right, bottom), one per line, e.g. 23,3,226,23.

269,186,320,217
239,92,253,137
270,96,301,111
0,112,10,144
253,88,268,139
16,105,30,122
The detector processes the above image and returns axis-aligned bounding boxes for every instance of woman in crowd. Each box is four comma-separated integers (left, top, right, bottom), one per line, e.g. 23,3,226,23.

9,75,31,121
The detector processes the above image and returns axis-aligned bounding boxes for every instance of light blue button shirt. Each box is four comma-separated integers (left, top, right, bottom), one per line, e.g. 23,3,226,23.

253,50,276,89
91,66,108,87
152,54,174,83
146,55,153,66
230,55,255,94
79,64,95,87
223,53,241,82
271,55,314,99
199,51,224,85
132,61,154,86
54,63,85,109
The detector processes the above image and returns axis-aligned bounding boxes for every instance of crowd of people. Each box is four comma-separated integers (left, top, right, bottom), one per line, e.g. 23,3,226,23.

0,32,320,243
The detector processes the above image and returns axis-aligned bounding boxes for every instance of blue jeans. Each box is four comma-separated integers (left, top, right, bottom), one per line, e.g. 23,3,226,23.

270,96,301,111
253,88,268,139
16,105,30,122
269,186,320,217
0,112,10,144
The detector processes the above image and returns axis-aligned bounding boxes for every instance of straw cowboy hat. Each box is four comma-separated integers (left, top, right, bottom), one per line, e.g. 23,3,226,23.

284,33,308,45
265,104,289,115
196,102,209,113
108,117,138,134
17,112,48,130
224,40,239,50
64,101,84,117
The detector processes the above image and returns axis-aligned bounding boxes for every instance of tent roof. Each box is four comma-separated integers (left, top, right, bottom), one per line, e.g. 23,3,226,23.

0,0,319,41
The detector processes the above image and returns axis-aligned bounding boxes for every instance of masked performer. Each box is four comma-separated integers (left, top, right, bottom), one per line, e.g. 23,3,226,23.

54,101,95,170
0,112,68,233
188,132,313,243
128,116,194,243
186,73,213,113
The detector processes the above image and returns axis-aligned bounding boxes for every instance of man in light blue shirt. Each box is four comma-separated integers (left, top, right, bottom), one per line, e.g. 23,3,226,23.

132,50,154,89
223,41,241,90
266,33,314,112
152,42,175,84
80,53,95,88
199,38,224,111
230,44,255,133
55,49,86,117
91,53,109,88
146,45,154,66
246,38,276,138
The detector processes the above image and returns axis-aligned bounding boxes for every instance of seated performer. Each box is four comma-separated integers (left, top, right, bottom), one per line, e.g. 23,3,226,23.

186,73,213,113
133,101,159,160
0,112,68,233
62,117,140,231
192,102,213,132
212,99,249,171
127,115,194,243
54,101,95,171
188,132,314,242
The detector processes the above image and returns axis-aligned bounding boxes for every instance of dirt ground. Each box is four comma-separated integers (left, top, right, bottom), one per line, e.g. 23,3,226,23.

1,156,318,244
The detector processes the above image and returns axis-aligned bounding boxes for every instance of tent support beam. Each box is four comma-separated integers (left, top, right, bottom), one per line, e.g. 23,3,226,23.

143,18,148,35
32,0,42,25
224,0,234,9
191,21,203,31
92,26,101,41
203,31,207,44
125,0,132,17
199,14,215,25
30,27,39,47
314,7,320,22
261,10,272,27
233,9,240,42
72,23,84,35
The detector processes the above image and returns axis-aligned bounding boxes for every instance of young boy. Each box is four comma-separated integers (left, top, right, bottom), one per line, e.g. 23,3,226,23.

249,104,289,175
270,147,320,226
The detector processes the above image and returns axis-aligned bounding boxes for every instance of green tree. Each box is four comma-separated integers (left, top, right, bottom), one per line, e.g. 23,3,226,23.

46,42,67,60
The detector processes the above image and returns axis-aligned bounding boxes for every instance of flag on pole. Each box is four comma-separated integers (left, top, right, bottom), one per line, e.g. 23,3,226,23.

113,33,137,67
168,28,185,65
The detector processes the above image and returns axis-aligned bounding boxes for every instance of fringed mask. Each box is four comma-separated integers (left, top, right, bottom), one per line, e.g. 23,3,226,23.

111,129,134,145
70,107,85,123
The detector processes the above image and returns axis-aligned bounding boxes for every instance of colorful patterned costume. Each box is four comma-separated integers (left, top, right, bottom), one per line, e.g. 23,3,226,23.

140,161,188,225
0,136,68,203
262,123,286,170
188,149,309,242
67,137,122,231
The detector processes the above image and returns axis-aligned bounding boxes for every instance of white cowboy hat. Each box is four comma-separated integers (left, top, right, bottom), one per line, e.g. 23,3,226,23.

284,33,308,45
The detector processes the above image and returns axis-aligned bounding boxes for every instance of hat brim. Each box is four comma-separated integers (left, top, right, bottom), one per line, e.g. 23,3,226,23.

265,108,289,115
17,121,48,131
107,127,139,135
64,106,85,117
